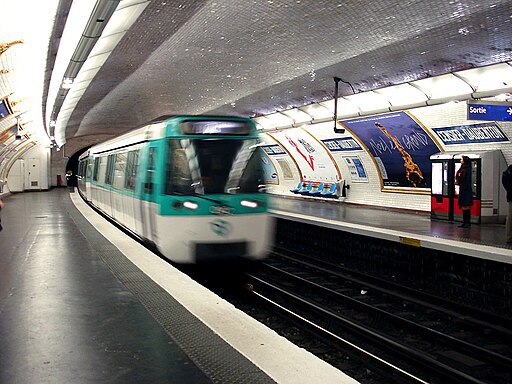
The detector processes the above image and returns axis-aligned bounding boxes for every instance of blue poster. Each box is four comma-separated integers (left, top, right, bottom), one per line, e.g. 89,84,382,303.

340,112,441,190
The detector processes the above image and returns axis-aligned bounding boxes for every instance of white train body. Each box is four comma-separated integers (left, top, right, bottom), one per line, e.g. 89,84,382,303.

78,115,274,263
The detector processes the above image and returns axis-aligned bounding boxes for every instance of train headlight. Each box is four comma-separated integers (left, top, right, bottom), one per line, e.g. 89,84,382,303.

240,200,258,208
183,201,199,210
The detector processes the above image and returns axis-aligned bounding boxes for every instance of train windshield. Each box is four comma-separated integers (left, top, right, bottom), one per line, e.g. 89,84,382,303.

166,138,263,195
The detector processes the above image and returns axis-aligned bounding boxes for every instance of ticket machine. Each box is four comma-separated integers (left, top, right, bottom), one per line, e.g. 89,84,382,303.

430,150,507,224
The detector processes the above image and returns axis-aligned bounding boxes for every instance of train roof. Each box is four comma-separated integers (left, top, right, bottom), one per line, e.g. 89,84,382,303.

80,115,255,157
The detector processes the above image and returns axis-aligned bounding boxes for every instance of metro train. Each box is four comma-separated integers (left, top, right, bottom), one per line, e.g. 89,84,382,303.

77,115,274,263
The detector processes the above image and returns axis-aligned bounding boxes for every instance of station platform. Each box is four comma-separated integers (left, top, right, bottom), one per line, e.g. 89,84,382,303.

0,189,356,384
270,195,512,265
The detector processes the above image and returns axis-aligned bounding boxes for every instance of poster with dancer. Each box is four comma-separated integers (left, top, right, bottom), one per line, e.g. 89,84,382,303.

339,112,441,192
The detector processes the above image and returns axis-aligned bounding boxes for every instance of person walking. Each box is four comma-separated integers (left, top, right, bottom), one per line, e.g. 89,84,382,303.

455,155,473,228
502,164,512,243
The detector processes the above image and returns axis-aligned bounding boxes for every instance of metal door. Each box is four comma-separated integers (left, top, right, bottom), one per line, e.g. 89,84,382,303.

28,158,41,190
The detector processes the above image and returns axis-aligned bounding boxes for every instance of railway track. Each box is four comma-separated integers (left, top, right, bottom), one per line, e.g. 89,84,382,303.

236,250,512,384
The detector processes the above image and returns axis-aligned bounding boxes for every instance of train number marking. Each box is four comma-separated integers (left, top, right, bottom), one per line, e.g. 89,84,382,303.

210,206,233,215
210,219,232,237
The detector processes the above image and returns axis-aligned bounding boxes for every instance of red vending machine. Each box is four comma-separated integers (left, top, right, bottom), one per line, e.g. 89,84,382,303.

430,150,507,224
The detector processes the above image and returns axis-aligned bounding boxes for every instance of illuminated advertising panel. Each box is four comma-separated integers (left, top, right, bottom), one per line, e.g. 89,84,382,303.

339,111,442,193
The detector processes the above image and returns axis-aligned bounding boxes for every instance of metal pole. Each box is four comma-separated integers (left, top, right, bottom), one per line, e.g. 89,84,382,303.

333,77,345,133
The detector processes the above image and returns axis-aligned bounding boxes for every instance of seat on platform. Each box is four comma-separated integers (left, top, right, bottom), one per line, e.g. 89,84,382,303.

290,181,304,193
298,183,314,195
309,183,325,196
320,183,338,198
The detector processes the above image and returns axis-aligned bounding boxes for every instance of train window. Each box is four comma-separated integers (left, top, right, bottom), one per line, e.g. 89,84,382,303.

113,152,126,189
125,150,139,191
97,156,107,184
226,143,263,193
165,138,262,195
92,157,100,181
86,160,92,180
105,154,116,185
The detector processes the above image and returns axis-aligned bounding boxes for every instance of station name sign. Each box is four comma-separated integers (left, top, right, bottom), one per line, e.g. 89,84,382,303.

321,137,363,152
467,100,512,121
261,144,286,156
432,122,508,144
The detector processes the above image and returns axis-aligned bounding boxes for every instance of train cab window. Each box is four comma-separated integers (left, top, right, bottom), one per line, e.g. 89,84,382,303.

235,147,264,193
195,139,240,194
226,143,263,193
165,138,262,195
166,140,194,195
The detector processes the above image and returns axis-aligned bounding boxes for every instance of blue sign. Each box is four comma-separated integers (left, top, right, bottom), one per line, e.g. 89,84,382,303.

321,137,363,152
432,122,508,144
467,101,512,121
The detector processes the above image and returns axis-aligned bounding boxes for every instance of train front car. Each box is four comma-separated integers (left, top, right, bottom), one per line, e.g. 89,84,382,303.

155,116,274,263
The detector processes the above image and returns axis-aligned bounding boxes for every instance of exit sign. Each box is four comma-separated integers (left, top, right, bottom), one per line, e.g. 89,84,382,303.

467,100,512,121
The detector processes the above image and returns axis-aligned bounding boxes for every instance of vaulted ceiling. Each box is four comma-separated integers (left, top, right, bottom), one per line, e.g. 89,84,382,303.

2,0,512,159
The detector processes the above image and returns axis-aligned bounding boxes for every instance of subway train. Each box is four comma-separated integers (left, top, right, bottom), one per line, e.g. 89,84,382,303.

77,115,274,263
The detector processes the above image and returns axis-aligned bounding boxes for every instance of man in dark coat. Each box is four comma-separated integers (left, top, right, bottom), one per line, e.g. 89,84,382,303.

502,164,512,243
455,156,473,228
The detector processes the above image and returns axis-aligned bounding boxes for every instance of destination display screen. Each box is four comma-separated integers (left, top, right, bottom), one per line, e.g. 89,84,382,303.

180,120,250,135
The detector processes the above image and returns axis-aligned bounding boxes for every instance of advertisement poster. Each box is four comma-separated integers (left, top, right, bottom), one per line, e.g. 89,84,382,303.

340,112,441,192
267,128,341,183
260,144,296,183
260,149,279,184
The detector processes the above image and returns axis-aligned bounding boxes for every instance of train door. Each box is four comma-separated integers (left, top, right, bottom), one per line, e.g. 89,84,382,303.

140,144,159,243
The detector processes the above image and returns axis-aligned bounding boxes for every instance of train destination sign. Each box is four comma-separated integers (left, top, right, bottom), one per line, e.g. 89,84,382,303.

181,120,250,135
467,100,512,121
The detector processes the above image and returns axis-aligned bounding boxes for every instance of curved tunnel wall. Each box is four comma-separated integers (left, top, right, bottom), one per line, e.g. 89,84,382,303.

261,100,512,212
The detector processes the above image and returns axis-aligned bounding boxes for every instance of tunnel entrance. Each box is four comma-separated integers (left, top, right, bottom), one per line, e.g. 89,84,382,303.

65,146,91,187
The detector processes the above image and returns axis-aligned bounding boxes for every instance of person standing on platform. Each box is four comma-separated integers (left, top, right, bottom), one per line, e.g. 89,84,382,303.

502,164,512,243
455,155,473,228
